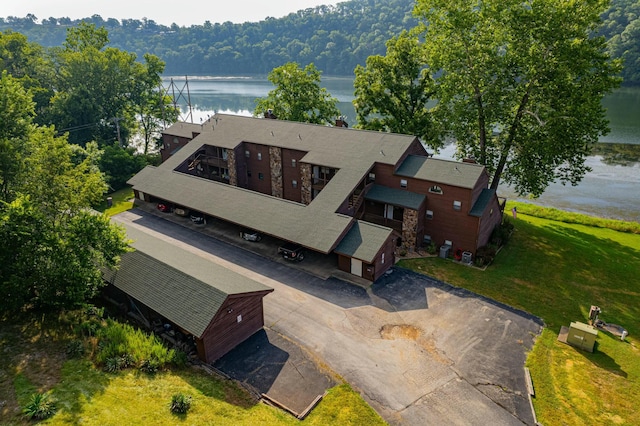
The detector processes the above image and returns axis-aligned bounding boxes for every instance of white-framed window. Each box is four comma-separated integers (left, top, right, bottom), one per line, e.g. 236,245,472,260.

257,152,262,160
429,185,443,194
368,172,376,181
453,200,462,211
400,179,408,188
445,239,452,247
245,150,250,158
291,159,297,167
423,235,432,244
382,253,385,264
426,210,434,220
292,180,298,188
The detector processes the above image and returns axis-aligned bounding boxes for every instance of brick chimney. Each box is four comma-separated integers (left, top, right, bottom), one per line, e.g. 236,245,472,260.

335,116,349,128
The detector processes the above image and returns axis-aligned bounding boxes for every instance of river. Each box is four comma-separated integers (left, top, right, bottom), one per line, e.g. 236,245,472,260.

162,75,640,223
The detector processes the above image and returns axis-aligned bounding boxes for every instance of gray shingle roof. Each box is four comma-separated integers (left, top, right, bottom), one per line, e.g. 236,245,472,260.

365,185,426,210
131,114,421,254
334,221,394,263
470,188,497,217
163,122,203,139
396,156,487,189
104,220,272,337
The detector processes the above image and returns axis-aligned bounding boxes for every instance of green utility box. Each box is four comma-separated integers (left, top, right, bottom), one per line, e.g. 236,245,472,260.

567,321,598,352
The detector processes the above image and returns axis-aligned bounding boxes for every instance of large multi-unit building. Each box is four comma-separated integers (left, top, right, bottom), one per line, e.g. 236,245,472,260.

128,114,504,281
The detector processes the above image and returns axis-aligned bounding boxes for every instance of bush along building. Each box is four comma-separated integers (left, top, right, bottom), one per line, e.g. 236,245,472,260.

129,114,505,281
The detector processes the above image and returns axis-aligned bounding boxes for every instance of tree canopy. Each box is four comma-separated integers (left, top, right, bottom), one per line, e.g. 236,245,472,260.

254,62,341,125
353,31,441,148
1,0,638,83
414,0,622,197
0,48,130,315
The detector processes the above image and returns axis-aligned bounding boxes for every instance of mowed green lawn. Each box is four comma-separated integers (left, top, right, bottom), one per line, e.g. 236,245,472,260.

400,203,640,425
0,316,384,425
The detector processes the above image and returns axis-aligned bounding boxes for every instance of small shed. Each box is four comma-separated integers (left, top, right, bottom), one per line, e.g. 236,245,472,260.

567,321,598,353
103,221,273,363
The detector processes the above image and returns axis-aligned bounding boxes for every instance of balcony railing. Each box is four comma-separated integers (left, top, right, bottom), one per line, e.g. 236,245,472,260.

362,213,403,232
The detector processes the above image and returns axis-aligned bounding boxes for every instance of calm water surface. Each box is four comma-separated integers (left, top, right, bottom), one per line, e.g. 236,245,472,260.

163,75,640,222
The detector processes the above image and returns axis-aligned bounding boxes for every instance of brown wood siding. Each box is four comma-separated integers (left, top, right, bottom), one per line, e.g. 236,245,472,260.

476,195,503,250
371,233,396,281
234,145,249,188
282,148,306,203
243,143,272,196
160,133,198,163
199,291,272,363
470,172,490,206
337,254,351,274
336,233,396,282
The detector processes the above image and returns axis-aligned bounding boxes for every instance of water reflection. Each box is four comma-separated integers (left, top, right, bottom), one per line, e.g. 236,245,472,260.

162,75,640,222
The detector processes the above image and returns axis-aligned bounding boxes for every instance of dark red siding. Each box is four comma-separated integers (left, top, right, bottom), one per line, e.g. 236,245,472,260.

198,291,272,363
282,148,306,203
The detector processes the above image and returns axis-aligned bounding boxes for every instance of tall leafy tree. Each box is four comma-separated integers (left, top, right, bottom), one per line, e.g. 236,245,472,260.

353,31,441,148
414,0,622,196
130,54,179,154
0,78,129,313
0,71,34,202
254,62,341,125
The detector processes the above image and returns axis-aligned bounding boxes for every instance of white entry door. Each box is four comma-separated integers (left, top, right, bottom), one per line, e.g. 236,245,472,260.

351,258,363,277
385,204,394,219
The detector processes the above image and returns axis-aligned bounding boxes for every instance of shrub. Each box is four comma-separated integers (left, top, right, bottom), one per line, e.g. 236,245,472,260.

170,393,192,414
171,350,189,368
140,358,160,374
95,319,174,369
104,356,123,373
65,340,85,358
23,392,57,420
475,245,498,267
120,353,135,369
425,242,437,255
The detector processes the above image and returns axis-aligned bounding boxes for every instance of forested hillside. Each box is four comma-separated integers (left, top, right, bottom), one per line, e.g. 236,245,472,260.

0,0,417,76
1,0,638,82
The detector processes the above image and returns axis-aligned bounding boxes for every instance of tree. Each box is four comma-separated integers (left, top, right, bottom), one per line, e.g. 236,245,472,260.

0,71,34,202
254,62,341,125
0,79,129,313
50,23,135,146
130,54,179,154
353,31,441,148
414,0,622,196
99,143,147,191
0,196,128,312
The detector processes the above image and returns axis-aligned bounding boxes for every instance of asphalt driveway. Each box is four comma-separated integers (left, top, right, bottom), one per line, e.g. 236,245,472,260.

114,210,543,425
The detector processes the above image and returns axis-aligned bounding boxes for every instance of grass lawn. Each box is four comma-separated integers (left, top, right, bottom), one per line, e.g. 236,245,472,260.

0,315,384,425
95,187,135,216
400,203,640,425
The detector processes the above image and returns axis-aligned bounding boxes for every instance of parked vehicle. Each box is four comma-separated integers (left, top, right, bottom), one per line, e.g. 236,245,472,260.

190,212,206,225
278,242,305,261
174,207,188,217
157,203,171,213
240,230,262,242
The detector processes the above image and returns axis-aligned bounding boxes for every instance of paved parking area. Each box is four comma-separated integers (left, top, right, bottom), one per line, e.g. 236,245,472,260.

214,328,336,417
115,208,543,425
